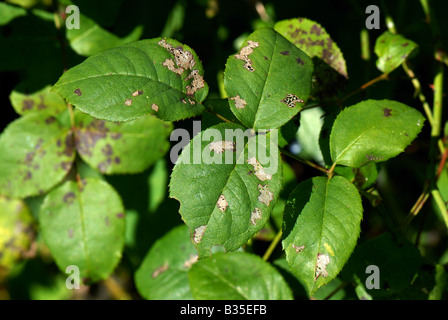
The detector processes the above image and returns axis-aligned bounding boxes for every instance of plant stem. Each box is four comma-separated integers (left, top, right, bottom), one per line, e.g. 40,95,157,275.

341,73,388,102
262,229,282,261
102,276,132,300
280,148,328,175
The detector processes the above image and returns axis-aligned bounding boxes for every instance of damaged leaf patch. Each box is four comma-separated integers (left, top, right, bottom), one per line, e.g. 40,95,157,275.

74,111,172,174
224,28,313,129
0,111,75,198
52,38,207,123
282,176,363,295
234,40,259,72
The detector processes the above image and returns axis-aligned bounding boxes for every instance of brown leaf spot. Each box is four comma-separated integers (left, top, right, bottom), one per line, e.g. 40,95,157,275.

75,120,109,157
296,57,305,65
45,116,56,125
280,51,290,55
22,99,35,112
63,192,76,205
116,212,125,218
68,228,74,239
101,144,113,157
383,108,392,117
74,88,82,96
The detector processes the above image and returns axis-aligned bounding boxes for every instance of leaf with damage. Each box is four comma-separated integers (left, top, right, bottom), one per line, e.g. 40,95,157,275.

275,18,348,78
9,84,66,116
74,111,172,174
38,178,125,283
188,251,293,300
0,195,35,275
224,27,313,130
135,225,197,300
282,175,363,296
330,99,425,168
52,38,208,122
374,31,418,74
170,123,282,258
0,111,75,198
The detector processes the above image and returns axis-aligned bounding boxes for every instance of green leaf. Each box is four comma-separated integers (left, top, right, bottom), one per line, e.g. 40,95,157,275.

135,225,197,300
74,111,172,174
38,178,125,283
52,38,208,122
342,233,423,299
374,31,418,74
282,175,363,296
9,84,66,116
170,123,282,258
188,252,293,300
0,196,34,274
275,18,348,78
0,2,26,25
66,13,143,57
224,27,313,130
0,111,75,198
330,99,425,168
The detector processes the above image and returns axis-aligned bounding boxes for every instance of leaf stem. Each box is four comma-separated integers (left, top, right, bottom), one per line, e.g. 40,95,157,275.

262,229,282,262
280,148,329,175
341,73,388,102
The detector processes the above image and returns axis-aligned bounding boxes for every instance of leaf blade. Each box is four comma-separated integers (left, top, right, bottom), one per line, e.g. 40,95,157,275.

282,175,363,295
52,38,208,122
330,99,425,168
224,28,313,130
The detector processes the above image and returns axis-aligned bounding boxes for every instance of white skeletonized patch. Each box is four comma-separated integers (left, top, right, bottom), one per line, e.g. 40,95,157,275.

124,99,132,106
281,94,304,108
250,207,262,225
208,140,235,154
292,244,305,253
234,40,259,72
151,103,159,112
185,69,205,96
183,254,198,268
247,157,272,181
217,194,228,212
152,263,169,278
314,253,330,281
132,90,143,97
162,58,184,75
193,225,207,244
257,184,274,206
230,95,247,109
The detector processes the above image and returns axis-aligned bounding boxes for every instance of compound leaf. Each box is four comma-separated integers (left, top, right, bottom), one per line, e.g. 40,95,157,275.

74,111,172,174
39,178,125,283
330,99,425,168
188,252,293,300
282,175,363,296
52,38,208,122
0,111,75,198
224,27,313,130
170,123,282,258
